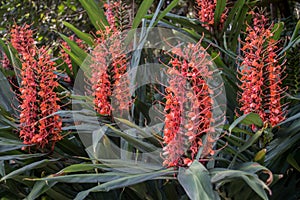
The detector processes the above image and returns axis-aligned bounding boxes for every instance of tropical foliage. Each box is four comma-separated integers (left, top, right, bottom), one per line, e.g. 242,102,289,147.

0,0,299,199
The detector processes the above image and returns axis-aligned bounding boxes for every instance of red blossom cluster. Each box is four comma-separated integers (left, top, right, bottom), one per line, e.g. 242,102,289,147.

238,11,286,126
104,0,130,31
11,24,62,149
90,1,131,116
162,42,216,167
196,0,227,30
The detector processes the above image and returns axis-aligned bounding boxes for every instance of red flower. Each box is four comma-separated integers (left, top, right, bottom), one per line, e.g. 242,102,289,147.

11,24,62,149
162,42,216,167
103,0,130,31
196,0,227,30
10,24,35,55
238,11,286,126
91,1,131,116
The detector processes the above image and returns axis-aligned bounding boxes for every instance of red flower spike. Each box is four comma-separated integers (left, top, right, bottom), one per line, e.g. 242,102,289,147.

195,0,227,30
104,0,131,31
91,27,131,116
10,24,35,55
162,41,215,168
19,46,62,149
238,11,286,127
11,24,62,149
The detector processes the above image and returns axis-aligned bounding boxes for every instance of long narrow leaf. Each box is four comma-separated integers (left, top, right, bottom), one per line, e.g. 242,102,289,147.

0,159,58,181
63,21,95,46
79,0,108,30
132,0,154,29
214,0,226,26
74,169,174,200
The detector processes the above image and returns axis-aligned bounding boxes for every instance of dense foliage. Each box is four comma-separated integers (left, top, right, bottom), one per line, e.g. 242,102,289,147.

0,0,299,199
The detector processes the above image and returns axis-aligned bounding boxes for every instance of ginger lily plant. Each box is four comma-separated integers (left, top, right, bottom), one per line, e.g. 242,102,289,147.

0,0,299,199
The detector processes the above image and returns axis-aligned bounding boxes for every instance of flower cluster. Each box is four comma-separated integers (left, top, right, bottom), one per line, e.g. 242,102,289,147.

238,11,286,126
104,0,130,31
10,24,35,55
11,24,62,149
196,0,227,30
162,42,216,167
90,1,131,116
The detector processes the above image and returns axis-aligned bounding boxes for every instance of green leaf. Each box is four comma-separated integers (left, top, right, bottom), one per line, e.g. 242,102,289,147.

132,0,154,29
26,181,57,200
0,160,5,177
229,6,248,51
60,46,84,69
0,153,45,161
58,164,108,174
228,113,263,134
279,35,300,56
7,45,22,86
114,118,161,146
277,112,300,126
0,159,58,181
0,139,26,153
0,40,11,61
154,0,180,27
164,13,210,35
178,161,218,200
0,70,18,115
271,22,284,41
35,172,127,183
59,33,88,59
287,153,300,172
62,21,94,46
210,167,270,200
95,159,163,173
222,0,245,33
238,128,263,153
78,0,108,30
223,124,253,135
266,120,300,167
290,20,300,43
214,0,226,26
74,169,174,200
105,124,158,153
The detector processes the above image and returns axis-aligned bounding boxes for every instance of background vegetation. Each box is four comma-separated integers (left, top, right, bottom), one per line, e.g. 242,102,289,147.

0,0,299,199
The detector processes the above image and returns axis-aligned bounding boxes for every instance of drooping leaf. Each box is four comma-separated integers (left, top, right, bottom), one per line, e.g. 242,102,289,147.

26,181,57,200
229,113,263,134
74,169,174,200
0,159,58,181
210,166,271,200
33,172,127,183
178,161,219,200
0,153,45,161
